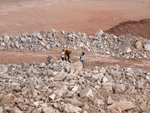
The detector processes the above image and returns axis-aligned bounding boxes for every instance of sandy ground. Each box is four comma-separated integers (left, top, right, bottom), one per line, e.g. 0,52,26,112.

0,49,150,70
0,0,150,36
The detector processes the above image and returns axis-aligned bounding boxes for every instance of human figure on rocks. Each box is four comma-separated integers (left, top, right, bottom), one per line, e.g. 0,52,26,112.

80,52,87,68
61,49,65,61
65,49,71,62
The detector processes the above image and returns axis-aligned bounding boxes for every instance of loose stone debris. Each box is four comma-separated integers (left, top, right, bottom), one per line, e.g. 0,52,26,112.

0,58,150,113
0,29,150,113
0,29,150,59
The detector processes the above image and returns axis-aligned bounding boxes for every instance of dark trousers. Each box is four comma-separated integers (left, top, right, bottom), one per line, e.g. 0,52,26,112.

66,54,70,61
62,57,65,61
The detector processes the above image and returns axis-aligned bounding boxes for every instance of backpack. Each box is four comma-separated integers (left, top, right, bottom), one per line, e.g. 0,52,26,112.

65,49,71,55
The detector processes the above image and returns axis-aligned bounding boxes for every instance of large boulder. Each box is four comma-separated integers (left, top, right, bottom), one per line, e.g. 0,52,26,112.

107,96,114,105
54,72,66,81
47,56,57,64
108,100,136,112
72,61,83,71
125,47,132,53
1,94,15,105
80,87,94,98
135,40,143,50
144,44,150,51
42,106,60,113
113,83,126,94
0,107,3,113
95,30,104,37
64,104,82,113
12,108,22,113
3,34,10,43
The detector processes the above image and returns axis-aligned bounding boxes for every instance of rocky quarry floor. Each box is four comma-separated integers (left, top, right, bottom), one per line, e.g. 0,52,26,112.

0,29,150,113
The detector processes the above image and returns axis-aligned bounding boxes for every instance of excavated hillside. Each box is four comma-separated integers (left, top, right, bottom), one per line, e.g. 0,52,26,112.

0,29,150,113
105,19,150,39
0,0,150,113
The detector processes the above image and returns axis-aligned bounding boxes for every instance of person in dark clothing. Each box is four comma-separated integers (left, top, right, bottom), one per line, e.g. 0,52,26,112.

65,49,71,62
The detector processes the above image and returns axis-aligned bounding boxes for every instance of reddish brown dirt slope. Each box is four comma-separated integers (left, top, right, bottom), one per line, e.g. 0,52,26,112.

0,0,150,36
105,19,150,39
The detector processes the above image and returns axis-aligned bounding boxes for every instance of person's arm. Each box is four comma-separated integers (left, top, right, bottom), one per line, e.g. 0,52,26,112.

85,55,87,60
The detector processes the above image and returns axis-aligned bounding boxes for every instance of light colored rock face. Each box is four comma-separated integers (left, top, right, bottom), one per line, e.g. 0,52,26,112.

114,83,126,94
80,87,94,98
3,35,10,43
12,108,22,113
125,47,132,53
64,104,82,113
107,96,114,105
72,61,83,71
49,94,56,100
0,29,150,59
135,40,143,50
108,100,136,112
54,72,66,81
47,56,57,64
0,107,3,113
95,30,104,37
72,86,78,92
42,107,60,113
1,94,15,105
144,44,150,51
0,59,150,112
95,99,105,106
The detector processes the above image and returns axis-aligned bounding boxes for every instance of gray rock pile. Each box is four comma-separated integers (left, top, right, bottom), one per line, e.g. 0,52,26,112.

0,29,150,59
0,58,150,113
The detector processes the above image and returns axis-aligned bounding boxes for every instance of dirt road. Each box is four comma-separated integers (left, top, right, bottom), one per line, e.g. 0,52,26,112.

0,49,150,70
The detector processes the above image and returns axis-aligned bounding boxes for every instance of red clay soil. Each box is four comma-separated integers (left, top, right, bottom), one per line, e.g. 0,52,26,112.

105,19,150,39
0,0,150,36
0,49,150,70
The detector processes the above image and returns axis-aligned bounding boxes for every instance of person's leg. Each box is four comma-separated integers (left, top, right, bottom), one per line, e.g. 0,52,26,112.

80,60,84,68
65,56,66,61
68,54,70,62
82,60,85,68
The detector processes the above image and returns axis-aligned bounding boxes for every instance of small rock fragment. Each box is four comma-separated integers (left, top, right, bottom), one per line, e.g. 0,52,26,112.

107,96,114,105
